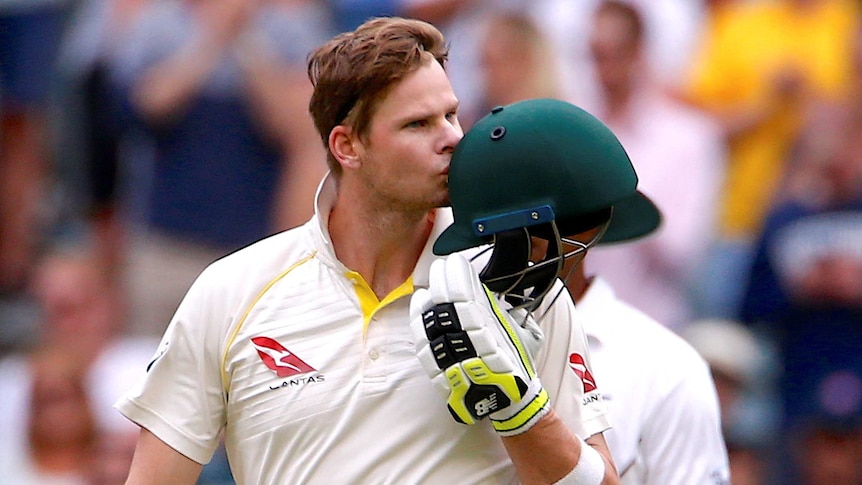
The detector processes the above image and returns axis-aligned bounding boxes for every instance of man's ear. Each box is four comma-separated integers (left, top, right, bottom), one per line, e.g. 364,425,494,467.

329,125,362,171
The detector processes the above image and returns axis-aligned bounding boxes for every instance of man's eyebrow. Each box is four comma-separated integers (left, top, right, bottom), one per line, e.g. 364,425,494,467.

395,109,435,125
405,101,461,121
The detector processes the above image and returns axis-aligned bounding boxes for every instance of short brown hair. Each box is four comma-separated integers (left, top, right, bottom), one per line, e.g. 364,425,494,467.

307,17,449,175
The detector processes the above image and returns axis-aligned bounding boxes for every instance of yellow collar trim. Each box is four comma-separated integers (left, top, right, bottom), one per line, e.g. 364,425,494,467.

345,270,414,332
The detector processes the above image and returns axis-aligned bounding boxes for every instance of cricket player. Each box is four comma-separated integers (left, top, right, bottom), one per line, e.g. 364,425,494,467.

437,96,730,484
116,17,619,485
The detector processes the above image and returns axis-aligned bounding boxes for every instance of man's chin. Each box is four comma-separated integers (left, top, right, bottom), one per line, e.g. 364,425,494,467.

435,194,451,208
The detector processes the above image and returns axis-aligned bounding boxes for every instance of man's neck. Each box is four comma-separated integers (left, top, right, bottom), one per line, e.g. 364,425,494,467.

602,85,633,125
563,259,594,303
566,273,592,303
328,193,435,299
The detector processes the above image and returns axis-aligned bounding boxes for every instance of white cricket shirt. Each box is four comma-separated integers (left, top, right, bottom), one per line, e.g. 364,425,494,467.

577,276,730,485
116,176,609,485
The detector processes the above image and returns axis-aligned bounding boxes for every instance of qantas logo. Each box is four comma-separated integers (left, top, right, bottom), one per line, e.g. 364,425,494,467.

568,353,597,393
251,336,316,378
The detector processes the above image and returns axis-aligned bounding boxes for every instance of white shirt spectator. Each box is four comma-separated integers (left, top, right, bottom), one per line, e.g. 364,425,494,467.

585,86,725,330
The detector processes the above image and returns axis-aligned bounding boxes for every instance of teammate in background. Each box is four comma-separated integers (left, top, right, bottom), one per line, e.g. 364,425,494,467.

116,17,619,485
559,218,730,484
438,97,730,484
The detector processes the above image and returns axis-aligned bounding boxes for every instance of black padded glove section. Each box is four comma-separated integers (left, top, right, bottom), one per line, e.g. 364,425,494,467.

422,303,478,369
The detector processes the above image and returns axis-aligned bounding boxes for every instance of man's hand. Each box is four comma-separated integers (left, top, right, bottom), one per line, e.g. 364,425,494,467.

410,253,549,436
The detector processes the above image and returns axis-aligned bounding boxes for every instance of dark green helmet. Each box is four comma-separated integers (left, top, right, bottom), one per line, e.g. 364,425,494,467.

435,98,661,309
435,97,660,255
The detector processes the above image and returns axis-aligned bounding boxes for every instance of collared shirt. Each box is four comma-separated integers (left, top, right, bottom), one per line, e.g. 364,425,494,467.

577,276,730,485
115,175,609,485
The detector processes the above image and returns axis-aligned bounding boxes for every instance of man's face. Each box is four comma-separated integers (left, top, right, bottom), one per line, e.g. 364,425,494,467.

589,11,640,95
480,24,528,106
355,59,462,212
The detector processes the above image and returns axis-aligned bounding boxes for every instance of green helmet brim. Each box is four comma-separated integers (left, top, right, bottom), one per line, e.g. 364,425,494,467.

600,190,662,245
434,220,488,255
434,190,662,254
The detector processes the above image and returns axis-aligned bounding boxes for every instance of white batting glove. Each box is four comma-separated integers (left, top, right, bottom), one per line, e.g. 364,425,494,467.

410,253,550,436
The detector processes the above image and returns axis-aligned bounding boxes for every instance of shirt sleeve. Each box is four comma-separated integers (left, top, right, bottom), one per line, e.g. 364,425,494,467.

534,281,611,439
638,356,731,485
114,266,229,465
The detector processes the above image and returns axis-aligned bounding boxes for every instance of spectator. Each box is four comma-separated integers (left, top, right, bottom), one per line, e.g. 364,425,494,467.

327,0,402,33
87,427,139,485
739,34,862,478
791,370,862,485
581,1,725,330
0,0,71,293
469,10,563,127
0,346,97,484
682,318,779,485
530,0,706,103
400,0,530,124
683,0,859,320
0,248,157,484
0,0,73,351
109,0,330,337
50,0,151,277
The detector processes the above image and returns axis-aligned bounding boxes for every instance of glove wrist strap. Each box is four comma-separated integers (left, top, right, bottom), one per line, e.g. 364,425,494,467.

491,378,551,436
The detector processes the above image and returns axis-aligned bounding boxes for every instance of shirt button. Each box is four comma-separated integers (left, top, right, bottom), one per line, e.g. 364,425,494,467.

368,349,379,360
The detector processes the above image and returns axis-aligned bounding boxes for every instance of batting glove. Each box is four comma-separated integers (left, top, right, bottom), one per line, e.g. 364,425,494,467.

410,253,550,436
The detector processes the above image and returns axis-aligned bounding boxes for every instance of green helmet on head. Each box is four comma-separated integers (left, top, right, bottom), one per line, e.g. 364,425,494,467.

436,98,660,308
436,97,659,255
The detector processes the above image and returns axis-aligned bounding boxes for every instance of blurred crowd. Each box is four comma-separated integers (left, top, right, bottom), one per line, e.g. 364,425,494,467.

1,0,861,484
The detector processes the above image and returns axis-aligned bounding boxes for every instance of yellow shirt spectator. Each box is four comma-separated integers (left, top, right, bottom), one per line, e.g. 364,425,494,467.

686,0,858,239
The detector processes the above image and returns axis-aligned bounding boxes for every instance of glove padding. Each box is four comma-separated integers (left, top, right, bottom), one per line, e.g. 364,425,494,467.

410,253,550,436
